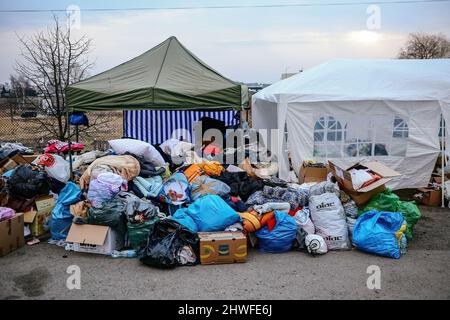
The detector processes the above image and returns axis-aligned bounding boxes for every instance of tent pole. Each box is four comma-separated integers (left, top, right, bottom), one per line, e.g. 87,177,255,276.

67,109,74,181
442,117,445,208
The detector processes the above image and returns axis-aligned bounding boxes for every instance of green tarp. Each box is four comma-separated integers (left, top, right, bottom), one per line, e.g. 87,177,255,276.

66,37,248,112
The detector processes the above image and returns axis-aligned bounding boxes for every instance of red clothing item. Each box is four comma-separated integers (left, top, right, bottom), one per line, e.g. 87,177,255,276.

45,140,85,154
361,173,381,188
203,144,221,156
260,211,276,231
288,207,302,217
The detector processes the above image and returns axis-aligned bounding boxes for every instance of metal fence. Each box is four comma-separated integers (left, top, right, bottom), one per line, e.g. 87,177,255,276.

0,101,123,152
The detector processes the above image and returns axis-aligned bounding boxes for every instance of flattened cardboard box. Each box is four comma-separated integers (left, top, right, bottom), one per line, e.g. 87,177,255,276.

0,213,25,257
198,231,247,265
299,162,328,184
66,223,121,255
328,160,400,206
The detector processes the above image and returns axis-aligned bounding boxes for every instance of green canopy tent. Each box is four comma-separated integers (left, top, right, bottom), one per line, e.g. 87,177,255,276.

66,36,248,111
65,36,249,178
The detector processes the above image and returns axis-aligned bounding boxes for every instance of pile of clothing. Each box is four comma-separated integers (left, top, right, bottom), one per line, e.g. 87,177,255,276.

0,136,422,266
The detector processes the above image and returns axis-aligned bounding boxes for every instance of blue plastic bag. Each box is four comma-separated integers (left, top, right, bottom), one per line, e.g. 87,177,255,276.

171,209,198,233
69,112,89,126
51,182,82,240
182,195,240,232
256,211,297,253
352,210,405,259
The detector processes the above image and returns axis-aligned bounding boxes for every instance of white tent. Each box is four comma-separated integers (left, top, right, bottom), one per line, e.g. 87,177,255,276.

252,59,450,189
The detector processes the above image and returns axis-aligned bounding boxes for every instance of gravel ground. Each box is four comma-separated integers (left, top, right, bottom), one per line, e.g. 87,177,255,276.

1,205,449,300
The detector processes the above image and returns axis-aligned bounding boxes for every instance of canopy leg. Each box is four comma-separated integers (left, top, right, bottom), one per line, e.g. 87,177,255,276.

442,117,445,208
67,109,74,181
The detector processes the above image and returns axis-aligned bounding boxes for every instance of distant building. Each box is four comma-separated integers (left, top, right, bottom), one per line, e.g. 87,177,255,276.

1,86,10,98
245,82,271,94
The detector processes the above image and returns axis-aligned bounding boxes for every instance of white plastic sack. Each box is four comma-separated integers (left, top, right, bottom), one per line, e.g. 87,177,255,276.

294,208,315,234
160,139,194,158
309,181,340,197
305,234,328,255
33,154,70,183
309,192,350,250
109,139,165,167
444,180,450,202
346,217,356,242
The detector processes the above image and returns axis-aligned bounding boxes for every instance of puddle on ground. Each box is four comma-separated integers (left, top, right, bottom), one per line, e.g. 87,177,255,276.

13,267,51,297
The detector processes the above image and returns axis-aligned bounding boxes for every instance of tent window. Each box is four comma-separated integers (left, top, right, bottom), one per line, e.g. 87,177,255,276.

313,116,345,157
313,115,408,158
393,117,409,138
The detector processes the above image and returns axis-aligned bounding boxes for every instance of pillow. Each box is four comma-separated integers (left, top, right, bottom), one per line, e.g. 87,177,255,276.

109,139,165,167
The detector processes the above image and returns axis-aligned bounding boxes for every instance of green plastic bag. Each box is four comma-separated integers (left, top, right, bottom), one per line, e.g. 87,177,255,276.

360,190,399,213
127,217,160,249
360,189,421,240
396,201,421,241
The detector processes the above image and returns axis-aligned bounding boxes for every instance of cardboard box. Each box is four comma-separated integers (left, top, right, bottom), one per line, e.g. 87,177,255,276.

0,213,25,257
298,162,328,184
0,159,18,174
19,154,38,164
198,231,247,265
415,188,442,206
345,185,387,207
66,224,121,255
23,196,55,237
328,160,400,207
35,195,55,213
9,154,30,165
24,210,50,237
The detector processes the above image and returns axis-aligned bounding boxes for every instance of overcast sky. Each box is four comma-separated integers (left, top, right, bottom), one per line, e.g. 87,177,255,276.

0,0,449,84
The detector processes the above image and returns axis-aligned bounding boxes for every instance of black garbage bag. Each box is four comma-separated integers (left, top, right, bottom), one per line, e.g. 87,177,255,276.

139,219,199,269
8,165,50,199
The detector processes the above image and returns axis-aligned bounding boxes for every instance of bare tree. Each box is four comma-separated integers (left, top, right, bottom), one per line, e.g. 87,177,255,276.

398,33,450,59
14,15,94,140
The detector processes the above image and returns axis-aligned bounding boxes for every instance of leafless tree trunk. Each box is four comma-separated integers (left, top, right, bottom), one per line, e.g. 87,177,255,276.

398,33,450,59
14,15,94,141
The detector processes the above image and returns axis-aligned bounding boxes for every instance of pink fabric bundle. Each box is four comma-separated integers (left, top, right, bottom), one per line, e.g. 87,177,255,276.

0,207,15,221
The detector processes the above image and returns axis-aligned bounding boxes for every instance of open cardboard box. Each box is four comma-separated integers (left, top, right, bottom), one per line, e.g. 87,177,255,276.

415,188,441,206
0,153,35,174
298,161,328,184
66,223,122,255
328,160,401,207
414,176,442,206
23,195,55,237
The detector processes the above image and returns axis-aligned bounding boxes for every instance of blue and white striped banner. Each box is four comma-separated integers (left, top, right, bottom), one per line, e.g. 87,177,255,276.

123,110,239,144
